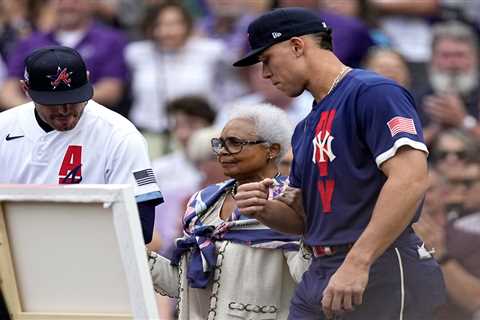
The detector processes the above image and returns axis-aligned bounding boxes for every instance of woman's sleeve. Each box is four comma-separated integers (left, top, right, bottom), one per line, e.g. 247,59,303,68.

148,251,180,298
283,249,311,284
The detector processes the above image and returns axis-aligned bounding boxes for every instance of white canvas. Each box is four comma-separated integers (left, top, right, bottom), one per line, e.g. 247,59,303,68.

0,184,159,320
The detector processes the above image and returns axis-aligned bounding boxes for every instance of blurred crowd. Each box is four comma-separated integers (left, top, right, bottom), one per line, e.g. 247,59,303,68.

1,0,479,319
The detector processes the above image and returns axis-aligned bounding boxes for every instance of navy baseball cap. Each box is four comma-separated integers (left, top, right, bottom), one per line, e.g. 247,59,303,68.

24,46,93,105
233,7,330,67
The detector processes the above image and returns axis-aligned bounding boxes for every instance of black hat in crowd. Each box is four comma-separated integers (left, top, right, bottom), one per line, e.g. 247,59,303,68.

24,46,93,105
233,7,330,67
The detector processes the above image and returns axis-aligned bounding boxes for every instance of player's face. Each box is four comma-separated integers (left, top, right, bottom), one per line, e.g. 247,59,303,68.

217,119,273,180
35,102,87,131
259,42,306,98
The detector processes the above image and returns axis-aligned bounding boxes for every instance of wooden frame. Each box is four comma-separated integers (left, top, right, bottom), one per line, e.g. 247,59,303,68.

0,184,158,319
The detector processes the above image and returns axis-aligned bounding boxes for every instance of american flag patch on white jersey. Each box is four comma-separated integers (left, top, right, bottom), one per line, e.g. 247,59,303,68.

133,168,157,186
387,116,417,137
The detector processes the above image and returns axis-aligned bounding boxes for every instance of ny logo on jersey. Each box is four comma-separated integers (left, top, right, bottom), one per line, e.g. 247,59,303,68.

47,66,72,89
58,145,83,184
312,130,336,164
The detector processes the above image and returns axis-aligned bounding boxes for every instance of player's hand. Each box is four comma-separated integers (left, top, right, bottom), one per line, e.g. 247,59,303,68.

234,178,274,218
321,260,369,319
275,186,304,216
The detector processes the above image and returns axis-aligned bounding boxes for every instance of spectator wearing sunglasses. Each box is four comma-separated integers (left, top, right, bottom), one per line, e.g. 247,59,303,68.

433,129,477,177
147,103,310,320
432,129,479,218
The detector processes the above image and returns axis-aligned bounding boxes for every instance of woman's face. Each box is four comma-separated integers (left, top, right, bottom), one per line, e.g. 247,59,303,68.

217,119,272,179
153,6,189,50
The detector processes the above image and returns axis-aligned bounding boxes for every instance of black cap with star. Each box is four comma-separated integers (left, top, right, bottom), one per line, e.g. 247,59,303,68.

24,46,93,105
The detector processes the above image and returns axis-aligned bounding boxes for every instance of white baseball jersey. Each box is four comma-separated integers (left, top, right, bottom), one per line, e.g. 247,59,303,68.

0,101,163,204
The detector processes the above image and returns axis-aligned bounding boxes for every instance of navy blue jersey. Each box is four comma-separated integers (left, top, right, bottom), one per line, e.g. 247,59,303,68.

289,69,427,246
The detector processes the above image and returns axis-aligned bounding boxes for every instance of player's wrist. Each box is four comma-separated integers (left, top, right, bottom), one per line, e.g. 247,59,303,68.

344,248,374,270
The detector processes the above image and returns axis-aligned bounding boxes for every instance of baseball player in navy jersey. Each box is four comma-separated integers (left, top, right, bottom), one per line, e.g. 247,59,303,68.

0,46,163,245
233,8,446,319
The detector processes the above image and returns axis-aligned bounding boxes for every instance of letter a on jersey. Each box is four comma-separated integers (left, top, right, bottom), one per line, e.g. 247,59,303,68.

58,145,82,184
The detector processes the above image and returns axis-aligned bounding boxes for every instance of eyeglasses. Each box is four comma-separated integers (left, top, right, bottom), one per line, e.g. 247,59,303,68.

211,137,266,155
436,150,467,160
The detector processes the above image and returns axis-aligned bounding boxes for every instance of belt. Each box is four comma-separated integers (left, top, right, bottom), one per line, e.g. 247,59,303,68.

309,228,415,258
311,243,354,257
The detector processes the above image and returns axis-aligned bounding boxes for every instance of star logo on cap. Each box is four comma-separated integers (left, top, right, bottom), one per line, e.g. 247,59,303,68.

46,66,73,89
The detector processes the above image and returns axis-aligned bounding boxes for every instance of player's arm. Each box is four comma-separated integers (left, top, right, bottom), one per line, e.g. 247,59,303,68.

235,179,305,235
136,200,158,244
346,147,428,266
107,131,164,244
321,147,428,318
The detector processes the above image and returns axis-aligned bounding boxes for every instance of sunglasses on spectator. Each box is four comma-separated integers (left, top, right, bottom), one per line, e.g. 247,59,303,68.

211,137,266,155
436,150,467,160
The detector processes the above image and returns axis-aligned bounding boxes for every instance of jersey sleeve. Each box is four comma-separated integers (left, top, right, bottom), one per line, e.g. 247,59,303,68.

357,83,428,168
106,131,164,205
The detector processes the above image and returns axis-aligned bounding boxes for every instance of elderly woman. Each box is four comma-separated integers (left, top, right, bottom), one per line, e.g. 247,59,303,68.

148,103,310,320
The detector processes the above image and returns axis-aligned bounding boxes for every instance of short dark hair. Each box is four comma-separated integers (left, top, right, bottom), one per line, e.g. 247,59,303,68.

166,95,216,125
309,31,333,51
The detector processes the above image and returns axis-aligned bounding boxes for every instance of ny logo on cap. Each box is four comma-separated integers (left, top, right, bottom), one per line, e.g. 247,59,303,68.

272,32,282,39
47,66,73,89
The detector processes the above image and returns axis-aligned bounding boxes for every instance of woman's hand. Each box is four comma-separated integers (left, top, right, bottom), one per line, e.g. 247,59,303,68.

235,179,274,218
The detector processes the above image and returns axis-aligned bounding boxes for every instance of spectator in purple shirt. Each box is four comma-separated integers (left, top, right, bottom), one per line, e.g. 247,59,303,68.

0,0,127,110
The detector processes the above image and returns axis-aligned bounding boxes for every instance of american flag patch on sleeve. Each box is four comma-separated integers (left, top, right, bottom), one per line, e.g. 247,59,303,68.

133,168,157,186
386,116,417,137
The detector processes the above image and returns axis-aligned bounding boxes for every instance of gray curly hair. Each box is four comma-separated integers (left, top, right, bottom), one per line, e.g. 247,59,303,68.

225,103,293,164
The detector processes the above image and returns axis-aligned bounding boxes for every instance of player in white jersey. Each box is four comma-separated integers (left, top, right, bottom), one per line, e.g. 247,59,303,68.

0,45,163,244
